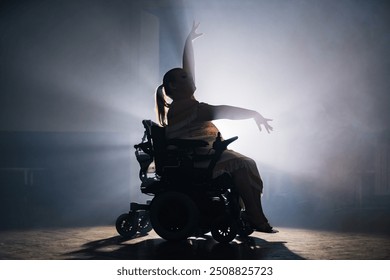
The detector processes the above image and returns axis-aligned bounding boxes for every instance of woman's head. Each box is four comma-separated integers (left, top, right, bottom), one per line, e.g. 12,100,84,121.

155,68,196,126
163,68,196,100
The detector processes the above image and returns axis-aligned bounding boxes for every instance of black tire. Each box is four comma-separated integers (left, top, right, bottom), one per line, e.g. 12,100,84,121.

150,191,199,241
138,211,153,234
237,211,254,237
238,221,254,237
116,212,138,238
211,216,238,243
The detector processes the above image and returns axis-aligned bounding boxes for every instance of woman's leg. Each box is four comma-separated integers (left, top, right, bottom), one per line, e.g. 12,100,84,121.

232,167,269,227
213,151,274,231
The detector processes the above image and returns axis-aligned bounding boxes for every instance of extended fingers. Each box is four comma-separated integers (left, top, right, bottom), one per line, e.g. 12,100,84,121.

191,22,203,39
193,21,200,30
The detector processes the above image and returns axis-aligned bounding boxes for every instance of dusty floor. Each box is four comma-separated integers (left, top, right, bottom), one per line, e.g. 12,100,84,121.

0,226,389,260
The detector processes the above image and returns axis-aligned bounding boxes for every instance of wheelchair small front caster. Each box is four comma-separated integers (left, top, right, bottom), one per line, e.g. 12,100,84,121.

116,212,138,238
237,219,254,237
137,210,153,234
211,216,238,243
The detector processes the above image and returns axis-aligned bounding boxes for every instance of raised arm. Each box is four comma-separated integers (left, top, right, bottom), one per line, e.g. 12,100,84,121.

198,104,274,133
183,22,202,83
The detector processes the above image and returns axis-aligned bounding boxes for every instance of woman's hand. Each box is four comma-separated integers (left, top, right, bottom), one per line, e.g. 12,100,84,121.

188,21,203,41
255,114,273,133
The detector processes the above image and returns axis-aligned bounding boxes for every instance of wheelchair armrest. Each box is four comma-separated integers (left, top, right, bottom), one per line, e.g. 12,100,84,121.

192,154,215,161
167,138,209,149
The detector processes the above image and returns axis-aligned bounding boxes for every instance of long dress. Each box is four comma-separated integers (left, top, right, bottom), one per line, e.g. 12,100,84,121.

165,98,263,193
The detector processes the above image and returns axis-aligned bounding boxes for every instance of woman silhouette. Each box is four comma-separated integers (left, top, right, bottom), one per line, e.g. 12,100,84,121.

155,23,276,233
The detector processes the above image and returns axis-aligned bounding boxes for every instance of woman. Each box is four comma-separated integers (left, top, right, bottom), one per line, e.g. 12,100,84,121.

155,23,276,233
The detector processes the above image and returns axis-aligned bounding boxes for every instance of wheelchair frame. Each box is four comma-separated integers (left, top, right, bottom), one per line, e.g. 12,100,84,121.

116,120,253,243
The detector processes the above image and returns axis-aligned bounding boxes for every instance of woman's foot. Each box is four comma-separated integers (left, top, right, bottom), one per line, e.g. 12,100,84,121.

252,222,278,233
241,212,278,233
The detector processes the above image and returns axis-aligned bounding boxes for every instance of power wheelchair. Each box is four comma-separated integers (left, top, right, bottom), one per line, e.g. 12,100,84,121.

115,120,254,243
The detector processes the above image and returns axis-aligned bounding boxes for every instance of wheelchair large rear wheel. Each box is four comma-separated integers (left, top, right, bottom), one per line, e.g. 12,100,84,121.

150,191,199,241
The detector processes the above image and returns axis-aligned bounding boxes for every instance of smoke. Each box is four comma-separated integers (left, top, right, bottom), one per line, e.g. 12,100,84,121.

0,0,388,230
188,0,389,178
178,0,390,230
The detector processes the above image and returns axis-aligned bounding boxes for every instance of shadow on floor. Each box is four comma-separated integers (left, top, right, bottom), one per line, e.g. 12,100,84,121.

64,233,305,260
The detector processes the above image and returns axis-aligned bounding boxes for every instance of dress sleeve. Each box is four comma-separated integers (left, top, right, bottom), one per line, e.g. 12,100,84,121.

197,102,215,122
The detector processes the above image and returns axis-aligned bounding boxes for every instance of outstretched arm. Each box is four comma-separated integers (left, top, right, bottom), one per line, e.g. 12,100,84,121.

183,22,202,82
198,104,274,133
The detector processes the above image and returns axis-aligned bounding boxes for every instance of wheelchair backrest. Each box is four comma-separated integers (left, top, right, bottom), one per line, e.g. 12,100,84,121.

150,124,167,176
138,120,170,176
139,119,226,180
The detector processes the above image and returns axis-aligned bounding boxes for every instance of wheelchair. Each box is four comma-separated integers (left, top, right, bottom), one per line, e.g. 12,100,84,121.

115,120,254,243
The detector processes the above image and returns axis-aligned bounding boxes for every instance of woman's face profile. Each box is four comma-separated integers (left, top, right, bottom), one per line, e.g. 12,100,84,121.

169,69,196,99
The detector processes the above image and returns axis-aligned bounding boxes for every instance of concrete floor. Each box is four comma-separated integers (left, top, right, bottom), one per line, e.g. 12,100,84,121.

0,226,389,260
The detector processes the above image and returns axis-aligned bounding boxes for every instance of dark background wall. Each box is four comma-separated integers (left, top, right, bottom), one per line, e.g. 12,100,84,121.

0,131,131,228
